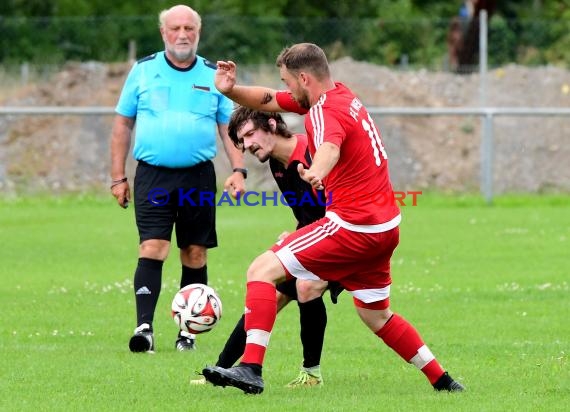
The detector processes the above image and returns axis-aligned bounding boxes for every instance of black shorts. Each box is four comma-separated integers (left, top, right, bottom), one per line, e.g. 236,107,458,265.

134,160,217,249
276,277,298,299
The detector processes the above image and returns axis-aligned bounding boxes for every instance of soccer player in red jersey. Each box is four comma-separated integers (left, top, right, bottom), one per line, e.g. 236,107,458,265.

203,43,464,394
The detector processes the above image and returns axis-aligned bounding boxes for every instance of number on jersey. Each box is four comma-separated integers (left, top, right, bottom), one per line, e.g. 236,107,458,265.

362,114,387,166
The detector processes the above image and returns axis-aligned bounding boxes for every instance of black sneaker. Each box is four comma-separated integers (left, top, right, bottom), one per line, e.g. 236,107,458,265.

129,323,154,353
433,372,465,392
202,366,229,387
175,331,196,351
203,365,264,394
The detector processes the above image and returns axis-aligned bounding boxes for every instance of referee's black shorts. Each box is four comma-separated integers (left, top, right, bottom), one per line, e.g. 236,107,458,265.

134,160,217,249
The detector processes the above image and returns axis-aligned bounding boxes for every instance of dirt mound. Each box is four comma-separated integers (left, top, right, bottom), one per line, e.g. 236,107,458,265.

0,62,128,192
1,59,569,194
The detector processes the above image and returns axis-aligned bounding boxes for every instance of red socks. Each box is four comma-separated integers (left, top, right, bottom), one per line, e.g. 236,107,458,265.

376,313,445,384
241,281,278,365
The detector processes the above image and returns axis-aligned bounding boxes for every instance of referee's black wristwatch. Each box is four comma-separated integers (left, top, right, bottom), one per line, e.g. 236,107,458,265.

233,167,248,179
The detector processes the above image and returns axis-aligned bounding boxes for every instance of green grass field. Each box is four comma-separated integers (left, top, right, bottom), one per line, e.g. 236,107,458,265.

1,193,568,411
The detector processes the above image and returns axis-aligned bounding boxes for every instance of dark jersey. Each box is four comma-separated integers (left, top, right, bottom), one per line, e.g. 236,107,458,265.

269,134,325,229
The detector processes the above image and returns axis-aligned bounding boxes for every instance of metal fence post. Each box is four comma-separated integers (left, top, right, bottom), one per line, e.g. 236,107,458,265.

481,112,494,204
479,10,492,203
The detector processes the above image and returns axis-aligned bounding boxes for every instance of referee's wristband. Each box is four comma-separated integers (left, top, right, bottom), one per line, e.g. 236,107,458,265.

110,177,128,189
233,168,248,179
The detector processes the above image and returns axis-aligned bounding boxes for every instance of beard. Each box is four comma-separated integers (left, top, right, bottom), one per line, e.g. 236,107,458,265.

167,45,196,63
296,92,311,110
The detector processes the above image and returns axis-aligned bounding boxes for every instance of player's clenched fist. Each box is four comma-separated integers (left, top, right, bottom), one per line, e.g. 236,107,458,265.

297,163,324,190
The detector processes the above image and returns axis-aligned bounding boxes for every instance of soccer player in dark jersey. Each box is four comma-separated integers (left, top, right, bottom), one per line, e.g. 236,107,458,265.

202,43,464,394
192,106,341,387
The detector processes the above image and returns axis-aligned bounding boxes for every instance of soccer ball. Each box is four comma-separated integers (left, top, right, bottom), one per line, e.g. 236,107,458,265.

171,283,222,334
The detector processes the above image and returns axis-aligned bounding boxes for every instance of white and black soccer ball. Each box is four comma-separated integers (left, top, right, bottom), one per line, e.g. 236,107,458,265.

171,283,222,334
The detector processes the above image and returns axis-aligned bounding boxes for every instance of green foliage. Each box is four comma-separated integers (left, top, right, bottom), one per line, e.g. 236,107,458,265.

488,15,518,65
0,1,569,67
544,18,570,65
200,16,286,63
503,17,570,66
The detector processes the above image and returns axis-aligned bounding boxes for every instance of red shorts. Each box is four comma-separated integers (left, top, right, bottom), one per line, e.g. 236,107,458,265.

271,215,400,303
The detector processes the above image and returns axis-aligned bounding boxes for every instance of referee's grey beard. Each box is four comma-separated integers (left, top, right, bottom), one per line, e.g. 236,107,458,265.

166,46,197,64
170,49,196,62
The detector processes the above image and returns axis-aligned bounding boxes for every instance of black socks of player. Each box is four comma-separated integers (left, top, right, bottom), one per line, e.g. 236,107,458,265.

181,264,207,288
133,261,207,326
299,296,327,369
216,314,247,368
134,257,164,326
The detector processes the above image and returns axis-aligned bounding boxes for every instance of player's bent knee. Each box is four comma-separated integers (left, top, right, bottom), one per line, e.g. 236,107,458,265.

296,279,327,302
246,251,285,283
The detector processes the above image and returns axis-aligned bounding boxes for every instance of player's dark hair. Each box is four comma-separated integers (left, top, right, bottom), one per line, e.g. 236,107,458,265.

228,106,292,149
276,43,330,80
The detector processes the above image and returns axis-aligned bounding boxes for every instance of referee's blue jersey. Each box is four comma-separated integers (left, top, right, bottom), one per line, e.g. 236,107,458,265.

116,51,234,168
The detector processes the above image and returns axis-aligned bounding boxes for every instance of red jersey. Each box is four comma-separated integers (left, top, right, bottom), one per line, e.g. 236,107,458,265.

276,83,400,228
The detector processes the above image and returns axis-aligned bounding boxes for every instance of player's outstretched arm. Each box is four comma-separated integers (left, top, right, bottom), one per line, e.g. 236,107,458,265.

215,60,284,112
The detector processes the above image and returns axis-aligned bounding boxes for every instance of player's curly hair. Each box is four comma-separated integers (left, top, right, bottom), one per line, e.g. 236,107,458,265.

228,106,293,149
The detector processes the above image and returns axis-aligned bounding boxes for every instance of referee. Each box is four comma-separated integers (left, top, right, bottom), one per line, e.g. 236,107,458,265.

110,5,246,353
